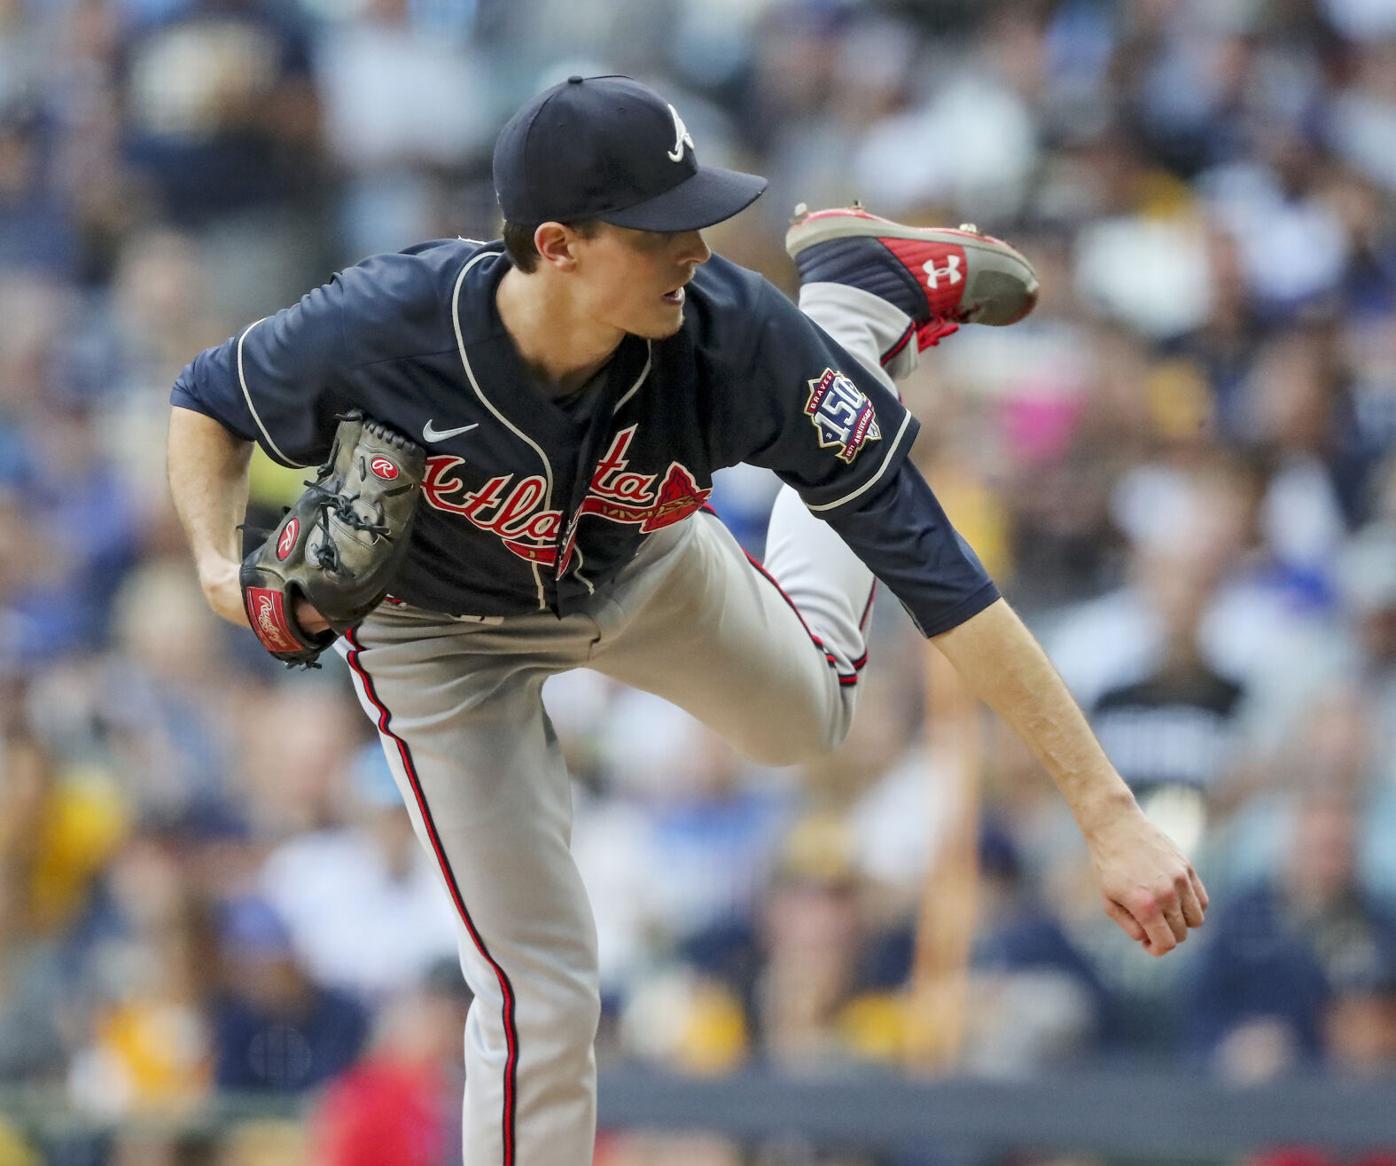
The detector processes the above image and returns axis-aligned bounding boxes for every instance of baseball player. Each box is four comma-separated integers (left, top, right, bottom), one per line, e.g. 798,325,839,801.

167,76,1207,1166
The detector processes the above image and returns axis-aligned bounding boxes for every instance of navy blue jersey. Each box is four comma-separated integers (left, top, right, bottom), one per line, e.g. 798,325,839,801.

171,239,997,635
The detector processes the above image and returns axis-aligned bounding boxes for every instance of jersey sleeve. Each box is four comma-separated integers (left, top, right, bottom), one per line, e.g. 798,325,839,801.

734,281,919,513
169,278,352,468
733,281,998,637
822,461,1000,637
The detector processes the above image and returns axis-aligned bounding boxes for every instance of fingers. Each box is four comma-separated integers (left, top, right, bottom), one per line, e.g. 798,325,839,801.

294,597,331,635
1104,899,1146,945
1190,866,1210,915
1130,891,1181,955
1179,870,1206,929
1115,872,1209,957
1163,902,1188,945
1091,809,1209,956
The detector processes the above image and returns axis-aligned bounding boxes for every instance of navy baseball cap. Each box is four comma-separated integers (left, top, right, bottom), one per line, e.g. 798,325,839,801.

493,75,768,232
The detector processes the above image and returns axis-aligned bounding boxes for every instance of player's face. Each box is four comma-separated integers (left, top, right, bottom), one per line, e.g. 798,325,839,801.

572,225,711,339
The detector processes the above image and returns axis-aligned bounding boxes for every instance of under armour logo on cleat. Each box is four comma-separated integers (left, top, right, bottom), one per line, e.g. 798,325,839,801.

923,255,963,289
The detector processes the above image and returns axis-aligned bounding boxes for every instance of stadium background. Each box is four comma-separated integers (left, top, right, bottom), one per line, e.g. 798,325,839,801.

2,0,1396,1162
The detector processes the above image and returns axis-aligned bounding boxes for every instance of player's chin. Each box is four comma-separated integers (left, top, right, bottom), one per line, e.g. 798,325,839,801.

630,303,685,340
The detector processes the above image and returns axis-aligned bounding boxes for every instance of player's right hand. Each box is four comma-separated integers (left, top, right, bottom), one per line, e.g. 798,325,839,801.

1086,801,1208,957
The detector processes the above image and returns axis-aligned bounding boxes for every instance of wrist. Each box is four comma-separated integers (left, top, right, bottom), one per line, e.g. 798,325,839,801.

1076,782,1140,842
196,553,238,591
195,555,250,627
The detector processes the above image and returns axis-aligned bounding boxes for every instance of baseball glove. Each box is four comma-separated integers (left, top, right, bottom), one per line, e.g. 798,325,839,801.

240,411,425,667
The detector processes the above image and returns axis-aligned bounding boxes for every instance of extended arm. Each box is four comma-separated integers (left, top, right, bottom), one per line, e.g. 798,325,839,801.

822,467,1206,954
932,597,1208,955
167,405,254,627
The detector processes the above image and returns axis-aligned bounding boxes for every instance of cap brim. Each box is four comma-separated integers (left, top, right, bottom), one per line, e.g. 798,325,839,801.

601,165,768,231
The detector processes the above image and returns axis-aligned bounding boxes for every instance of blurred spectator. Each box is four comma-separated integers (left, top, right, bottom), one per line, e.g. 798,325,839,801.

1187,784,1396,1081
0,97,77,274
116,0,328,319
1081,509,1248,862
623,814,917,1074
962,824,1111,1074
1048,450,1349,775
68,825,213,1111
209,894,368,1094
849,20,1039,220
1324,949,1396,1078
748,816,887,1070
234,683,366,840
1326,37,1396,194
315,0,493,259
578,692,794,974
1199,119,1351,319
0,275,145,653
259,742,460,1004
97,558,248,823
1240,326,1370,555
0,691,74,1084
1336,517,1396,770
310,958,470,1166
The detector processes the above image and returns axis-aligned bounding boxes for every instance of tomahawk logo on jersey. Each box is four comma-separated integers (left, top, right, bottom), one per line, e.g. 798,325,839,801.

171,239,996,635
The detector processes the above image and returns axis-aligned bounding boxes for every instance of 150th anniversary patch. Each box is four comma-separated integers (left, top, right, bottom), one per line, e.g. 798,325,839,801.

804,368,881,464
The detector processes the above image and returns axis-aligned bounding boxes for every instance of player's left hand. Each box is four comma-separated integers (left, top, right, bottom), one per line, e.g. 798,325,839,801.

239,410,424,667
294,598,330,635
1085,801,1208,957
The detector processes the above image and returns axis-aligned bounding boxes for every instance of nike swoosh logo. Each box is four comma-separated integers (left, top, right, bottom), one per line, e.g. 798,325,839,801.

422,420,479,442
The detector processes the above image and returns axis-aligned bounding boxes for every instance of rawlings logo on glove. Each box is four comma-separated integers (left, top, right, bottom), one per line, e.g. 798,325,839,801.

240,411,425,667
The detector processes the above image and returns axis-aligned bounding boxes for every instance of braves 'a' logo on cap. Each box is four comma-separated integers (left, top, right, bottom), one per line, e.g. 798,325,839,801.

666,104,695,163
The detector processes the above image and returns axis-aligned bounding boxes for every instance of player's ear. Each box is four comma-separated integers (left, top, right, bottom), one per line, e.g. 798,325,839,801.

534,222,580,271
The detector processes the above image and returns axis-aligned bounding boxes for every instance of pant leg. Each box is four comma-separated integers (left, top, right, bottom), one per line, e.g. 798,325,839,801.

588,512,862,767
337,606,603,1166
748,283,906,681
590,284,909,764
797,280,921,387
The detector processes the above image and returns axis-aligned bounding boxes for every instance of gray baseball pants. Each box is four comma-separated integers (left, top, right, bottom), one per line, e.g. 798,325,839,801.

338,283,911,1165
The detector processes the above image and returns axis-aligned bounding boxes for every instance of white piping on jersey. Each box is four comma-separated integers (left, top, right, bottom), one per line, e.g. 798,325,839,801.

237,317,305,467
806,411,914,513
570,545,596,594
611,342,653,414
451,248,553,610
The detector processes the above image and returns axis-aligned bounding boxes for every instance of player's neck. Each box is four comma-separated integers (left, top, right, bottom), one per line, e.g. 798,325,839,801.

497,267,623,397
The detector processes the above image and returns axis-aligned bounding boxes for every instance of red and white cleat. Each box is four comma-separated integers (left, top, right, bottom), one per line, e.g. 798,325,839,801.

786,203,1039,360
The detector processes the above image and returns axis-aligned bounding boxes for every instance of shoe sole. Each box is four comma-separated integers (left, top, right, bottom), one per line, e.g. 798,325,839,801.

786,209,1039,326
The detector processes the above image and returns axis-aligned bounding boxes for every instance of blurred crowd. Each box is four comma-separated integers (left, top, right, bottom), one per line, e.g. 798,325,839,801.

3,0,1396,1162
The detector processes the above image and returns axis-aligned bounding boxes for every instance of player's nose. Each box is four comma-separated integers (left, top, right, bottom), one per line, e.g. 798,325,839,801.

676,229,710,267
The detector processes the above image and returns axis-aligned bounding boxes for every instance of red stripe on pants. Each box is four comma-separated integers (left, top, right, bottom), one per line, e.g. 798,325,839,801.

344,628,518,1166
